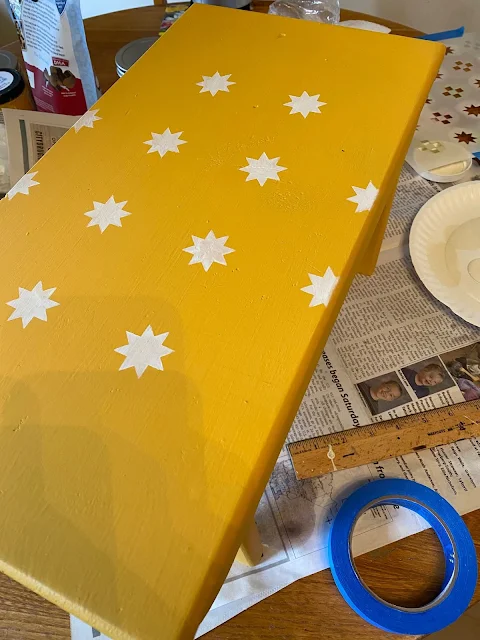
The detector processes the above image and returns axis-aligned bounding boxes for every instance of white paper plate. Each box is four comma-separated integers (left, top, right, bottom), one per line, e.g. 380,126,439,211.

410,181,480,327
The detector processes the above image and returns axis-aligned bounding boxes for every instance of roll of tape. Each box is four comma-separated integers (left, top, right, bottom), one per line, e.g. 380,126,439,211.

328,479,477,635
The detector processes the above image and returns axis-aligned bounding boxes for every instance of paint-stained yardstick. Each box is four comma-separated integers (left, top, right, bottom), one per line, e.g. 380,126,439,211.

289,400,480,479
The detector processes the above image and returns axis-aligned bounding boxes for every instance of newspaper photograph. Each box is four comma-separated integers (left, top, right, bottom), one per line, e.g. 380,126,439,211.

71,162,480,640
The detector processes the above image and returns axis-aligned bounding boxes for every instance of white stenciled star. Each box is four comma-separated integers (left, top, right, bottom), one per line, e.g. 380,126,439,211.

115,325,174,378
183,230,235,271
144,128,187,157
7,281,59,328
74,109,101,133
7,172,39,200
301,268,339,307
283,91,326,118
197,72,235,96
239,153,287,186
347,181,379,213
84,196,131,233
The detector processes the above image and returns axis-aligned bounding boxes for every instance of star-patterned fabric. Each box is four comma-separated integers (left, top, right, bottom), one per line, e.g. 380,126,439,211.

417,30,480,157
0,5,443,640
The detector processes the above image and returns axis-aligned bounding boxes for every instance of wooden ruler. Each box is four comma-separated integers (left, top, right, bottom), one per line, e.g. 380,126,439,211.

288,399,480,480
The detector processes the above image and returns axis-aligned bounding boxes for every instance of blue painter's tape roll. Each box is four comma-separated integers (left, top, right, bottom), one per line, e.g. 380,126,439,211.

328,479,477,635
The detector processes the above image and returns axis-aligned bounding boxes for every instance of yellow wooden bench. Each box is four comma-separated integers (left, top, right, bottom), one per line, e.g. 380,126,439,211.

0,6,442,639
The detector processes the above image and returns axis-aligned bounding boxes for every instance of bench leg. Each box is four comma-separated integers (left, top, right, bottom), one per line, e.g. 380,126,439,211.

357,181,398,276
235,519,263,566
357,200,391,276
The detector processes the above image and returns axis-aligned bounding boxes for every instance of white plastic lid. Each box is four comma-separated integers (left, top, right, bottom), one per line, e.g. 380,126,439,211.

406,139,472,183
0,70,14,92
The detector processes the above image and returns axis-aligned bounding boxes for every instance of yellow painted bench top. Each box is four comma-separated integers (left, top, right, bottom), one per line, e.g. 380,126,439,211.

0,6,442,640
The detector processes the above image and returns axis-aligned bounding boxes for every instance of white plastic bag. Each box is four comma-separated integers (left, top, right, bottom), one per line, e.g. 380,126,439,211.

7,0,97,115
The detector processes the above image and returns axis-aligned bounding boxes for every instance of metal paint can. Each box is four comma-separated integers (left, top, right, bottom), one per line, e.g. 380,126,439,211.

115,37,158,78
0,68,35,110
0,51,19,71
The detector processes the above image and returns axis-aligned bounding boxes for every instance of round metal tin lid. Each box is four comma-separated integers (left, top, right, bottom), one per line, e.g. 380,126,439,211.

115,37,158,73
0,50,18,71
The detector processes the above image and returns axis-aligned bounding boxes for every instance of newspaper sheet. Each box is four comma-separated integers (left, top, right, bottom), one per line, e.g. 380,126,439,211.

2,108,77,186
70,161,480,640
382,162,480,251
382,163,441,250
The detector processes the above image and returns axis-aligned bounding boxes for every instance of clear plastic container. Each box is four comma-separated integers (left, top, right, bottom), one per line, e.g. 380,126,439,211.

268,0,340,24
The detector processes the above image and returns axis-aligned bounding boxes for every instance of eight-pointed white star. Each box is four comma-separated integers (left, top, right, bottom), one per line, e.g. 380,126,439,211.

115,325,174,378
301,268,339,307
239,153,287,186
84,196,131,233
7,172,39,200
347,181,379,213
284,91,326,118
7,281,60,328
197,72,235,96
74,109,101,133
144,128,187,157
183,230,235,271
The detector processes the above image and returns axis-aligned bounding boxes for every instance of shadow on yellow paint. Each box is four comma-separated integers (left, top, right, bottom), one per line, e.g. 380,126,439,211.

0,294,250,637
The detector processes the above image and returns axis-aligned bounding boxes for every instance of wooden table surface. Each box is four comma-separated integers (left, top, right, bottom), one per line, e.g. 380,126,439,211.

84,3,422,92
1,5,478,640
